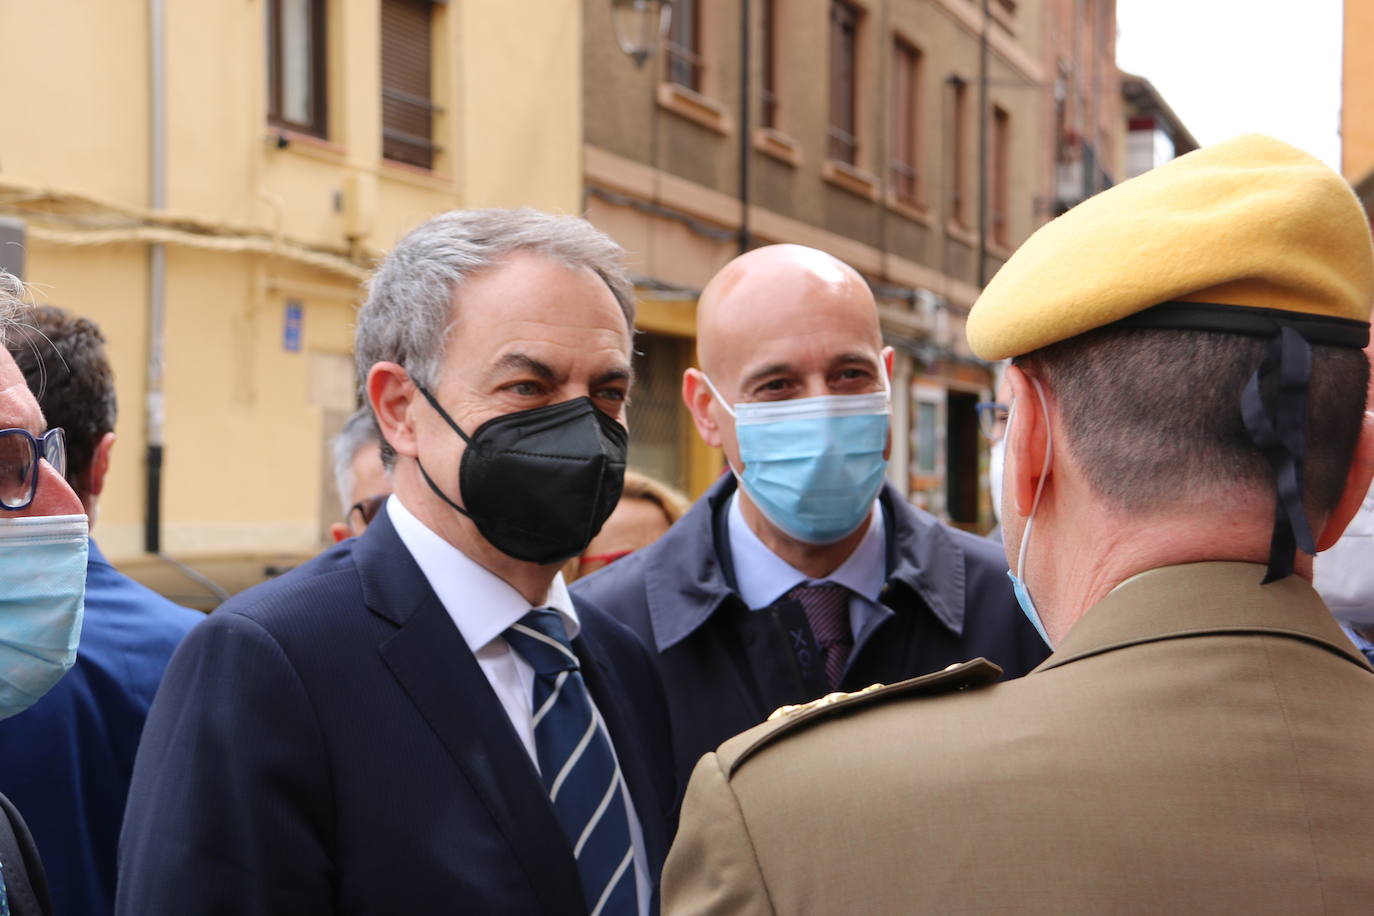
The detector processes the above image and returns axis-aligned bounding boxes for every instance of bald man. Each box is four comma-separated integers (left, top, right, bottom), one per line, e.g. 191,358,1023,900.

572,244,1048,781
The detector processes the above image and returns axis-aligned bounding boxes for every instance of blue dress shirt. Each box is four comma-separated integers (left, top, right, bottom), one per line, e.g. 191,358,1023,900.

727,492,892,672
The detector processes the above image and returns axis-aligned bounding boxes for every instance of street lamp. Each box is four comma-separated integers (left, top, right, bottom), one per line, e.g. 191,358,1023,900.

611,0,672,68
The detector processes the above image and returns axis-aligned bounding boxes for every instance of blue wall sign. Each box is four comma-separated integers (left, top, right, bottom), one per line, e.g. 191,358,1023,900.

284,300,303,352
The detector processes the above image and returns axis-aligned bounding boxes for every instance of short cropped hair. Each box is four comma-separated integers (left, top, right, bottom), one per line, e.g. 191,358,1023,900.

332,406,382,516
1020,327,1368,518
355,208,636,391
8,305,118,495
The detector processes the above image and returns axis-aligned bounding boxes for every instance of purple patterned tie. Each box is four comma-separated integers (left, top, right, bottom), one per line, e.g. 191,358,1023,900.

787,583,853,689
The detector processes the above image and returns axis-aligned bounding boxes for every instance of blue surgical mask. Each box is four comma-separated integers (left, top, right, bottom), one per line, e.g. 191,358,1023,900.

1006,379,1054,648
705,374,890,544
0,514,87,719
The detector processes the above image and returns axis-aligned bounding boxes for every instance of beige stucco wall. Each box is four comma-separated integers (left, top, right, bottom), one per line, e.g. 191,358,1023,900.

1343,0,1374,185
0,0,585,562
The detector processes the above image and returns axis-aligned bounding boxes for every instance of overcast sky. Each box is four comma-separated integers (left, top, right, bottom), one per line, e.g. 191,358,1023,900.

1115,0,1344,169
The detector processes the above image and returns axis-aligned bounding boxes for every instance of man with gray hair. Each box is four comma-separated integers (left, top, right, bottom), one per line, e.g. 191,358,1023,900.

119,210,678,915
327,406,390,542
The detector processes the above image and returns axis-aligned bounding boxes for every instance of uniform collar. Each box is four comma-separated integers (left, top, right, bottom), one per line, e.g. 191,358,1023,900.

386,495,579,654
1039,561,1373,674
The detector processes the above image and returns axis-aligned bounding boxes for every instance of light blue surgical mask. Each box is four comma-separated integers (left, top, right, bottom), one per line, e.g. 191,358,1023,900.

0,514,87,719
705,373,890,544
1006,378,1054,648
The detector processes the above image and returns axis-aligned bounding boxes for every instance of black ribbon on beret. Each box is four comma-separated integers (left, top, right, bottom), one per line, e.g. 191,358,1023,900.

1112,301,1370,584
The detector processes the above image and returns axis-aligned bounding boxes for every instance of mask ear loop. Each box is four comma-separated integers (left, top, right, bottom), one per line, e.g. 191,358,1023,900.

412,381,478,522
699,374,738,419
1014,376,1055,583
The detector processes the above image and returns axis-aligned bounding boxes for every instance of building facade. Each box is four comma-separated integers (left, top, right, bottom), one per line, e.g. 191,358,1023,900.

1120,72,1198,180
1343,0,1374,217
0,1,584,576
585,0,1121,530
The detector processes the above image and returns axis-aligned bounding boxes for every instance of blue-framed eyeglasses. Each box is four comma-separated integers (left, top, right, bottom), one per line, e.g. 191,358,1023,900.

974,402,1009,442
0,428,66,510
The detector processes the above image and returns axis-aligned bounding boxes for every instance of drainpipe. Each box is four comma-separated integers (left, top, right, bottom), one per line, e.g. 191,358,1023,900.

145,0,166,554
976,0,989,288
737,0,751,255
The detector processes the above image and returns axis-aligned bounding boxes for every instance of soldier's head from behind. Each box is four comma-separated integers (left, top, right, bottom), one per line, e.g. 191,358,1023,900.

329,406,390,543
967,134,1374,647
683,244,893,563
7,303,113,524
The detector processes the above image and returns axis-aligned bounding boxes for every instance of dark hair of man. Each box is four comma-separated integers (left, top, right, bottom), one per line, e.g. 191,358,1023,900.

8,305,118,497
1018,327,1368,518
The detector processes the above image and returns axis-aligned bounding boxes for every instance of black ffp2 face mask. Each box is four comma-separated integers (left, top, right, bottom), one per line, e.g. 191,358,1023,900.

414,385,628,565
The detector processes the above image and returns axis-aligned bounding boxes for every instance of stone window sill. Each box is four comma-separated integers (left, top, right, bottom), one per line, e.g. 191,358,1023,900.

822,159,880,201
657,83,733,136
754,127,802,167
886,193,933,227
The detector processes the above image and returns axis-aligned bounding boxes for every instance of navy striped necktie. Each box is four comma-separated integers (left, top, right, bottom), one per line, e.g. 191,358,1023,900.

505,609,637,916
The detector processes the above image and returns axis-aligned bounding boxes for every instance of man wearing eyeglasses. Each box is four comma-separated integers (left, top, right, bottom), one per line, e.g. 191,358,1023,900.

0,306,202,916
118,210,677,915
0,276,96,916
328,406,391,542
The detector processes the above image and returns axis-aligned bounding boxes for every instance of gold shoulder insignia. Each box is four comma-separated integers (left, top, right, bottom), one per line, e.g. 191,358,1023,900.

724,658,1004,777
767,683,886,722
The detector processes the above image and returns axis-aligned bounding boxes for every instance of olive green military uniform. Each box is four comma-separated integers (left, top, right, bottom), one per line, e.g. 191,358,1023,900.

663,563,1374,914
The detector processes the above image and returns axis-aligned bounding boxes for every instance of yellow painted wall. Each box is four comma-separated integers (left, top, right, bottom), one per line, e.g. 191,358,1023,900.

1343,0,1374,184
458,1,584,213
1,0,586,562
0,6,149,209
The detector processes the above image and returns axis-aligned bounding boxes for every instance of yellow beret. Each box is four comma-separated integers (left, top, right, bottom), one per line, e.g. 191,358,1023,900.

967,134,1374,360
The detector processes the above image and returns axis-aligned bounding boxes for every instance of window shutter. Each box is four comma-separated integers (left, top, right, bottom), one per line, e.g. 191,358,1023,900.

381,0,435,169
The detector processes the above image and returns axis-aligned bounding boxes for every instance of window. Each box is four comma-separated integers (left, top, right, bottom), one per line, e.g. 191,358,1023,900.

266,0,327,137
828,0,860,165
915,400,938,474
666,0,703,92
381,0,439,170
760,0,779,128
951,79,968,226
889,38,922,203
627,334,690,493
991,106,1011,245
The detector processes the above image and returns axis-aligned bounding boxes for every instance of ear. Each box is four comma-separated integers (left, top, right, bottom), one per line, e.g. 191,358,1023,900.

1005,365,1051,517
682,368,725,449
367,362,419,459
85,432,116,499
1317,409,1374,550
329,522,351,543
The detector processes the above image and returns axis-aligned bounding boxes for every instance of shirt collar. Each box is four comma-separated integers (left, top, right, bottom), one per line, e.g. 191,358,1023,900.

385,495,580,653
727,490,886,608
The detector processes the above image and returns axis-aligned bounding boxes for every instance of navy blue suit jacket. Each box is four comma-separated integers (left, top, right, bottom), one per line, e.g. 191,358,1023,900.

0,539,200,916
117,510,678,915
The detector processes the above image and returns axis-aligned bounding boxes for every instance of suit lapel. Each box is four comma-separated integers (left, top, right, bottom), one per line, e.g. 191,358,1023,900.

358,513,586,915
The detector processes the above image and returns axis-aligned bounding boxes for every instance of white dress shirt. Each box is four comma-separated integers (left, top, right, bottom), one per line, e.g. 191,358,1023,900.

728,492,892,668
386,496,651,914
